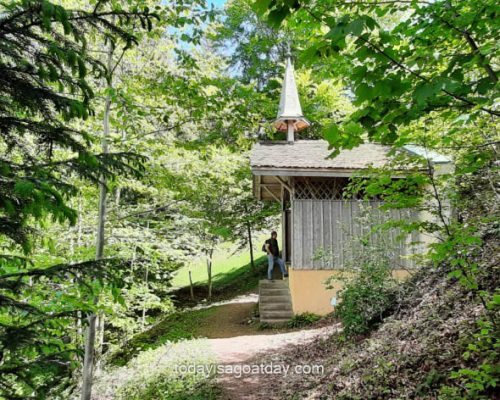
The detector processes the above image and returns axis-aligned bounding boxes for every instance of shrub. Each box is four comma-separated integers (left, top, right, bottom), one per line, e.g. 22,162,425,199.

331,260,397,337
324,207,404,337
439,304,500,400
287,312,321,328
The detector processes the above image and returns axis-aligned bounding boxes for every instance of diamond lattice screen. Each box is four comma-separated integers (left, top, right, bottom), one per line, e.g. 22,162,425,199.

293,179,346,200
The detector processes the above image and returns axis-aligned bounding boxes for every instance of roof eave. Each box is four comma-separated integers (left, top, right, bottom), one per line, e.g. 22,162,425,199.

251,166,408,178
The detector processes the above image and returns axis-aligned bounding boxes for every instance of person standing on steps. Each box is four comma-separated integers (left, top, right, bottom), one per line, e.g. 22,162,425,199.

265,231,288,280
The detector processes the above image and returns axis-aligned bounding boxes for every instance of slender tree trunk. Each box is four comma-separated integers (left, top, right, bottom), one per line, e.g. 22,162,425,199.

81,41,113,400
206,248,213,300
247,222,255,271
95,313,106,372
115,131,126,207
76,196,83,339
188,268,194,301
243,203,255,270
140,222,150,329
141,263,149,330
81,313,97,398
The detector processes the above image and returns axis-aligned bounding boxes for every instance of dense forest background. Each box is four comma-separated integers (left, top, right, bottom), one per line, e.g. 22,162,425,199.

0,0,498,399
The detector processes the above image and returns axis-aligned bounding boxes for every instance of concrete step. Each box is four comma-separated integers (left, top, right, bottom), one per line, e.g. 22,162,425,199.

259,295,291,303
260,303,292,311
261,310,294,319
260,318,290,325
260,288,290,295
259,280,288,288
259,279,293,324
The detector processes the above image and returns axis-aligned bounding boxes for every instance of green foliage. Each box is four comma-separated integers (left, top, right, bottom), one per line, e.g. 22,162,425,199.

256,0,499,150
109,307,217,366
119,378,221,400
331,260,397,338
0,258,136,397
439,313,500,400
287,312,321,328
97,339,221,400
0,0,212,397
325,209,404,337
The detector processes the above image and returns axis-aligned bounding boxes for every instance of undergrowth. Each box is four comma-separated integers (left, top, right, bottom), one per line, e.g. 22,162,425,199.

287,312,321,328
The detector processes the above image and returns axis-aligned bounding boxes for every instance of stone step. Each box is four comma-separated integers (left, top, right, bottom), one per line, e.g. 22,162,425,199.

260,303,293,311
261,309,294,318
260,288,290,295
259,280,288,288
259,295,291,303
260,318,290,325
259,279,293,324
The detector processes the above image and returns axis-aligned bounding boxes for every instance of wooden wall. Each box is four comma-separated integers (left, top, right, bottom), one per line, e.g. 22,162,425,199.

291,199,420,270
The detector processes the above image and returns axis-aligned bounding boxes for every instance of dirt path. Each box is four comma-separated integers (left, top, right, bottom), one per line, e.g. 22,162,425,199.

93,294,338,400
194,292,339,399
210,324,340,400
199,302,260,338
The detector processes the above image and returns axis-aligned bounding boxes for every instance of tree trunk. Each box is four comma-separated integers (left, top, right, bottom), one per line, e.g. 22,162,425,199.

141,263,149,330
76,196,83,340
188,268,194,301
81,313,97,400
95,313,106,373
247,221,255,271
243,203,255,271
206,248,213,300
81,42,113,400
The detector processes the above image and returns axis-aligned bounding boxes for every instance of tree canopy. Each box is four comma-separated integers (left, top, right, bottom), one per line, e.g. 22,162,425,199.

0,0,498,398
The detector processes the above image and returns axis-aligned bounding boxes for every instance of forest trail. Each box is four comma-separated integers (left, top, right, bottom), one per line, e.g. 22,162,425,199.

93,294,338,399
212,324,339,400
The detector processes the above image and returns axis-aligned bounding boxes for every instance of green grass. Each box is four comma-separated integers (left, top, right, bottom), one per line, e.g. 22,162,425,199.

171,255,268,305
172,250,252,288
110,255,268,366
102,339,222,400
109,307,218,366
171,234,272,289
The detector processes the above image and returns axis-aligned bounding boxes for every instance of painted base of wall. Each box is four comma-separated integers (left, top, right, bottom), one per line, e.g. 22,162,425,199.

288,269,340,315
288,268,411,316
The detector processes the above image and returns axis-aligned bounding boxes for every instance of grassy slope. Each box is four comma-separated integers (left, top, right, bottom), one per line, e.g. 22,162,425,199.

171,233,270,288
171,251,252,288
170,255,268,306
109,256,268,366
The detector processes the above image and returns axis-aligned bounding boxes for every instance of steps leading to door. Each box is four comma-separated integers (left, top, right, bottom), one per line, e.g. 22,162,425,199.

259,279,293,325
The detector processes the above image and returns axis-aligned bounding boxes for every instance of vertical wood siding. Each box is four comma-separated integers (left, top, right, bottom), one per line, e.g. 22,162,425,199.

291,200,420,270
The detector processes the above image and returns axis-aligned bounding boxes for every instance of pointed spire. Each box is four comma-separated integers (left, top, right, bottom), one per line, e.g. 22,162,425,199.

272,49,310,140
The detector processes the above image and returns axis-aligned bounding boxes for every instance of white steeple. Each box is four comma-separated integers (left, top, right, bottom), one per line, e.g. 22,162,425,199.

272,52,310,142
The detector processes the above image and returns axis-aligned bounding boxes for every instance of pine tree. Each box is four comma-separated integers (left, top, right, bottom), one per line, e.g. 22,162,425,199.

0,1,156,397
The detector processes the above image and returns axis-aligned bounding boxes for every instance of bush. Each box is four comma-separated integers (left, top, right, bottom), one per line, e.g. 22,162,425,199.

331,260,397,337
322,205,408,338
287,312,321,328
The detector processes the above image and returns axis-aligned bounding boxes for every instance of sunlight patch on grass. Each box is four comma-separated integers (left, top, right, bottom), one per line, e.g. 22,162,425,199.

96,339,220,400
171,235,270,289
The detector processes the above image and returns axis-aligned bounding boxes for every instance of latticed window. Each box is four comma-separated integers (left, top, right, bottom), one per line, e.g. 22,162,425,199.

293,177,349,200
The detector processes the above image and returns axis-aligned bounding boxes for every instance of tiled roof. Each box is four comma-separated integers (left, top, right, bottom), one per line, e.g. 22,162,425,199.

250,140,392,170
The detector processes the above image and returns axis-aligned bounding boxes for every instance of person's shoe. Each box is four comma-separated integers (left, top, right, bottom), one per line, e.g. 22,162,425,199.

283,273,289,278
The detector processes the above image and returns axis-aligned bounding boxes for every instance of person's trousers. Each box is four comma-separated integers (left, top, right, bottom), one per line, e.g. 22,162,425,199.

267,254,287,279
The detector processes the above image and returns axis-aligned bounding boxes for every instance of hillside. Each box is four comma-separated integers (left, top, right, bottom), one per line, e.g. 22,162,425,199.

225,229,499,399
